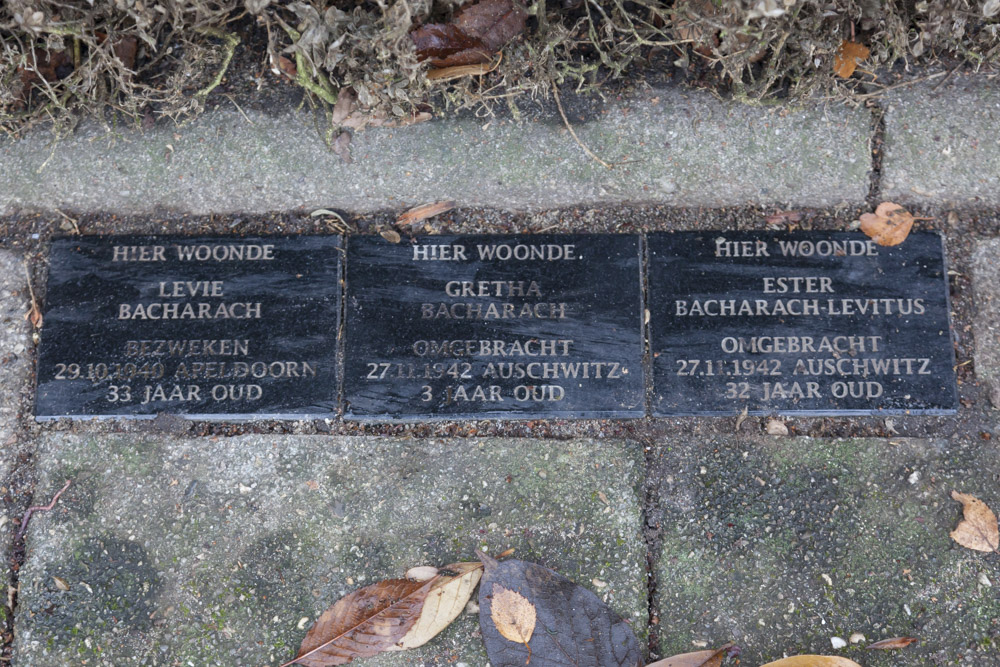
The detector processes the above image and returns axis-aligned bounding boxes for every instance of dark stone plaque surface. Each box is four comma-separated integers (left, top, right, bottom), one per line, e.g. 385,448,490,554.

649,231,957,416
344,235,643,420
36,235,341,420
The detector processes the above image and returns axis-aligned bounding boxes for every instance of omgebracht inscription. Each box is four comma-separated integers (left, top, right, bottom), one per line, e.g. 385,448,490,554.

343,235,643,420
35,236,340,419
649,231,958,415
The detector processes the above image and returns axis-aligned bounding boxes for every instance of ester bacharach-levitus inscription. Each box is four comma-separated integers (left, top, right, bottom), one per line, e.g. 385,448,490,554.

649,231,958,416
35,236,341,420
343,235,644,420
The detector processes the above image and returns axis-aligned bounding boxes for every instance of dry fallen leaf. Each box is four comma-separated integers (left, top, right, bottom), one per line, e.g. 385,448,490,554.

646,643,731,666
24,302,42,329
859,202,915,246
283,577,432,666
867,636,919,650
833,40,870,78
285,562,482,666
392,561,483,650
766,418,789,436
411,0,527,67
478,551,641,666
398,201,456,228
490,583,536,657
52,576,70,591
950,491,1000,552
761,657,862,667
380,229,402,244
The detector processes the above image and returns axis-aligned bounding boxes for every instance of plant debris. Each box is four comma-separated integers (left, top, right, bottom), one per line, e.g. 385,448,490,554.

411,0,527,68
949,491,1000,553
867,636,919,650
477,550,642,666
859,202,917,246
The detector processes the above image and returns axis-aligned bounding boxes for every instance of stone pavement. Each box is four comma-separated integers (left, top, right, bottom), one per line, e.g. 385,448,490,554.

0,72,999,667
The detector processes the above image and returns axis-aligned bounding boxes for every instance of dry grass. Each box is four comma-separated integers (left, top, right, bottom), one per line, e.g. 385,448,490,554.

2,0,998,137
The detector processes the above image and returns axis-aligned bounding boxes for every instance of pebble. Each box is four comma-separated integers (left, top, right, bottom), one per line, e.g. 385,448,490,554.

850,632,866,644
831,636,847,649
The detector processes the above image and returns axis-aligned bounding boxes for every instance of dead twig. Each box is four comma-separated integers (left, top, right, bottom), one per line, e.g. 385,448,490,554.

17,480,72,538
551,83,612,170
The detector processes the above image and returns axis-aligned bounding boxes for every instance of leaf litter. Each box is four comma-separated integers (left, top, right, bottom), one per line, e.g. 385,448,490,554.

647,643,733,667
411,0,527,68
867,636,919,650
949,491,1000,553
477,549,642,667
283,561,482,666
858,202,930,247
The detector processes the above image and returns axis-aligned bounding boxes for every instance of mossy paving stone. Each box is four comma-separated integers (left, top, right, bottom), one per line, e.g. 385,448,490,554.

651,435,1000,665
13,435,646,666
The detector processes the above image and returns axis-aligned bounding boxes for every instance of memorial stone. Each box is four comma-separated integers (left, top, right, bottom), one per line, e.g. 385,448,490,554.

649,231,957,415
344,234,644,420
35,235,341,419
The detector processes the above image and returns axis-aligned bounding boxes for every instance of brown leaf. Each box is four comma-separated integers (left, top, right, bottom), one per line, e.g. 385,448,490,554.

867,636,919,650
671,0,721,55
760,658,862,667
647,644,730,666
113,36,138,71
950,491,1000,552
397,201,456,228
275,54,297,79
478,551,642,666
427,57,501,81
391,561,483,650
834,40,870,78
284,578,432,666
490,583,536,653
332,88,357,125
380,229,402,244
411,0,526,68
859,202,914,246
24,302,42,329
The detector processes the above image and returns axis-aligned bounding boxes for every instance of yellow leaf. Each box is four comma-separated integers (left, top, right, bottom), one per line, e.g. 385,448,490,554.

833,41,870,78
392,561,483,650
950,491,1000,552
859,202,914,246
490,583,536,656
761,657,862,667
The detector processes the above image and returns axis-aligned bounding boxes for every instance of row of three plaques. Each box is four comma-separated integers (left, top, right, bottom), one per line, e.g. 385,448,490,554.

35,232,957,421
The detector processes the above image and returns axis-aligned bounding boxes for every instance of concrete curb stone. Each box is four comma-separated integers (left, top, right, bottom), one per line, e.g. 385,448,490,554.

882,76,1000,207
0,89,871,216
972,238,1000,408
0,249,32,622
14,434,646,666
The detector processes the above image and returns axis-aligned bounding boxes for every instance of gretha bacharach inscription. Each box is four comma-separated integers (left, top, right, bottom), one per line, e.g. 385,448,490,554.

649,231,957,416
36,236,341,419
344,235,643,420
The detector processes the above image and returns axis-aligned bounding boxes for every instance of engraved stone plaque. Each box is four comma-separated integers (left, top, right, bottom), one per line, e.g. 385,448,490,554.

649,231,957,416
344,235,643,420
36,235,341,420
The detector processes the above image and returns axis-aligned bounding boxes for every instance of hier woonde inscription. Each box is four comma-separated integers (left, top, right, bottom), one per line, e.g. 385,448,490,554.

343,235,644,420
649,231,957,415
36,236,341,419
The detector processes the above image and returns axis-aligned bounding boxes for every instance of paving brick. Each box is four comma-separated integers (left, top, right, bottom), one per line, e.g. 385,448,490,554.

652,435,1000,666
0,89,871,215
882,76,1000,207
14,435,646,666
972,238,1000,408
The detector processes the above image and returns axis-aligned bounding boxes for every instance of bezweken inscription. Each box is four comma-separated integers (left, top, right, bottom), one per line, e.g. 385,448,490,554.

649,231,958,415
36,236,341,419
343,235,643,420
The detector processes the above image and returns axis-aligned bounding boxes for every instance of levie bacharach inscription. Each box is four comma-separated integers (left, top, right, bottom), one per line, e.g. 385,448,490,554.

343,235,643,420
649,231,958,416
36,236,341,419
